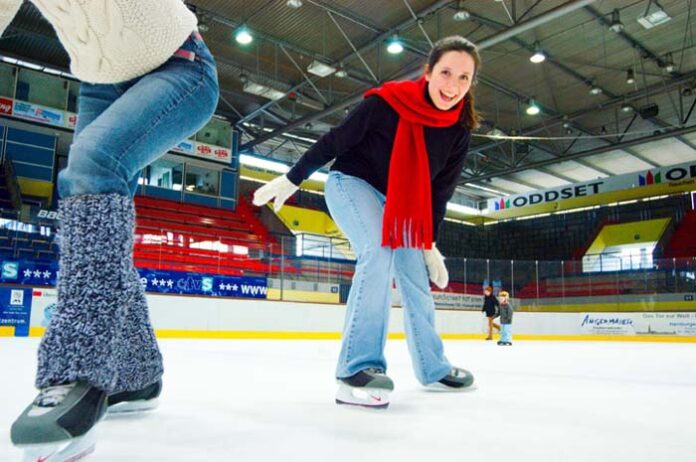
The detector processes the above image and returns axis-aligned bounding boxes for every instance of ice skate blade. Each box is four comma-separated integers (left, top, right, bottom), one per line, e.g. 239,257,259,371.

18,427,96,462
335,383,391,409
335,398,389,409
107,398,159,414
423,382,478,393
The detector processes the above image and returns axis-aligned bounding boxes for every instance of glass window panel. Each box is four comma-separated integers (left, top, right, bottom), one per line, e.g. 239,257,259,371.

184,164,219,196
147,159,184,191
0,62,15,98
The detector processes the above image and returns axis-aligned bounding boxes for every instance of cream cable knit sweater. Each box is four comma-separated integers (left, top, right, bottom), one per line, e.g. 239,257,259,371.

0,0,197,84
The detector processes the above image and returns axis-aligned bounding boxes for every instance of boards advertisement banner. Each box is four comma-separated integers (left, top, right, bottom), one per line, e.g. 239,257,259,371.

172,140,231,164
0,287,32,336
393,289,507,311
1,97,231,166
1,260,267,299
12,100,65,127
579,312,696,336
29,288,57,328
487,160,696,212
138,269,267,299
0,96,13,115
0,260,56,286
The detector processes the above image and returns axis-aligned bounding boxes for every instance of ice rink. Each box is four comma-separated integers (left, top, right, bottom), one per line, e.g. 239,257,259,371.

1,338,694,461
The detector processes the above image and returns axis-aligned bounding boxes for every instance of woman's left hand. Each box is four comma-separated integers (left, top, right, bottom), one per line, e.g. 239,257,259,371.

423,244,448,289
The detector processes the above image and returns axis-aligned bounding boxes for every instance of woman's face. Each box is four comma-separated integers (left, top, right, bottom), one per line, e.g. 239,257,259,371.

484,289,491,296
425,50,475,111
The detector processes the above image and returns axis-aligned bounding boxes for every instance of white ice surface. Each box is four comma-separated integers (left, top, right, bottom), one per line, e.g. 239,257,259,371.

1,338,694,461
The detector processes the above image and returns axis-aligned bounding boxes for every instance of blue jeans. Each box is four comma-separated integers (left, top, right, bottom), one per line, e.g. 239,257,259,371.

500,324,513,343
58,32,219,198
325,171,451,385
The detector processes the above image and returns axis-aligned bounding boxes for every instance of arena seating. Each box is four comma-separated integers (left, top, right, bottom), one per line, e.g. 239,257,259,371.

133,195,286,276
664,210,696,258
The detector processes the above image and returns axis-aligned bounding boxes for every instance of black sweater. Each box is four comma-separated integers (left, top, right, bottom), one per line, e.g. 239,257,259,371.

286,94,471,240
482,294,499,317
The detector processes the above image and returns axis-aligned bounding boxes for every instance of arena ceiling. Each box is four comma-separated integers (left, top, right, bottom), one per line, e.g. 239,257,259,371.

2,0,695,205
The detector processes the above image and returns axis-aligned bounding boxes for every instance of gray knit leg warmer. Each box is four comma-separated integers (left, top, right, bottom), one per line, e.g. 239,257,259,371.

111,266,163,394
36,194,163,393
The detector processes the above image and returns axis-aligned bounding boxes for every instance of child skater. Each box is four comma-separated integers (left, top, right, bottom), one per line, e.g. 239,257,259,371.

482,286,500,340
497,291,514,346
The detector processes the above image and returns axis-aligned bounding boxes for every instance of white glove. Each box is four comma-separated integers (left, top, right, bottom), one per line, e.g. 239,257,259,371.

423,244,448,289
252,175,299,212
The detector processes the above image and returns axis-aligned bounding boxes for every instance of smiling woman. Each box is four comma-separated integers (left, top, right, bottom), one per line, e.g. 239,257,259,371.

426,50,474,110
253,36,482,409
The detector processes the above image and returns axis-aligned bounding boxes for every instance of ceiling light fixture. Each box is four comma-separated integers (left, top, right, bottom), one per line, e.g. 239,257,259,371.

609,9,624,33
529,42,546,64
198,16,210,33
235,26,253,45
243,81,286,101
307,60,336,77
589,81,602,95
638,0,671,29
387,35,404,55
335,66,348,78
626,68,635,84
453,2,470,21
663,52,675,73
526,99,540,116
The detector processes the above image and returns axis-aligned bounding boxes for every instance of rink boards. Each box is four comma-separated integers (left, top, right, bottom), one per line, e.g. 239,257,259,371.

1,288,694,341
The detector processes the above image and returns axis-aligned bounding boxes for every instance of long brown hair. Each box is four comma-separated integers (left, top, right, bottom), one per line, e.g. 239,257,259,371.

426,36,481,130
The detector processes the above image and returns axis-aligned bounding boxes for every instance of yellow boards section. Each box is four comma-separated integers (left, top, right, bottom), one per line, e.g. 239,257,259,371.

266,288,340,303
0,326,15,336
17,178,53,204
275,204,344,238
585,218,671,255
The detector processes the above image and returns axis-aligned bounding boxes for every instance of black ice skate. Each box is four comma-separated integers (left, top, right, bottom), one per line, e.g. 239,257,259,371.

107,380,162,414
11,381,108,462
426,367,475,391
336,368,394,409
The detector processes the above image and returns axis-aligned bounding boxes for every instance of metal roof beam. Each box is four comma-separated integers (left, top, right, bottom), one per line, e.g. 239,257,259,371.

459,124,696,184
242,0,597,150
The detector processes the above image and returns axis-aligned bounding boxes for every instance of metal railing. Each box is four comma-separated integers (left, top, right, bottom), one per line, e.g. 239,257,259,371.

2,209,694,310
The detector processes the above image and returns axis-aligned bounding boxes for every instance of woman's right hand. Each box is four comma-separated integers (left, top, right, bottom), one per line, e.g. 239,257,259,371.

252,175,299,212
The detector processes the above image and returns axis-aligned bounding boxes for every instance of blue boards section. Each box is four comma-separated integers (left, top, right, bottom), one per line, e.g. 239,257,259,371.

139,269,267,298
1,259,268,299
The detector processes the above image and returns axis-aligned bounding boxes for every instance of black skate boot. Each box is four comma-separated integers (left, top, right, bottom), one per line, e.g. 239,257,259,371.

336,368,394,409
15,194,163,459
11,381,108,462
107,380,162,413
427,367,475,391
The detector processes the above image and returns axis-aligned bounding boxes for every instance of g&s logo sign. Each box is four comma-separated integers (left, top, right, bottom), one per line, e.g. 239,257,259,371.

0,97,13,115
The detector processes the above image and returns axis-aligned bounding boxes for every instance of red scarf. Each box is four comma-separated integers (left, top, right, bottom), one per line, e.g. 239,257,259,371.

365,77,464,249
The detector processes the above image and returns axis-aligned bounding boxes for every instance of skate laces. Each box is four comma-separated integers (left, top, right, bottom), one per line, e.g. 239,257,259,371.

34,383,76,407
